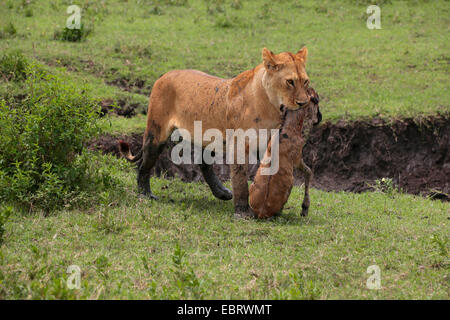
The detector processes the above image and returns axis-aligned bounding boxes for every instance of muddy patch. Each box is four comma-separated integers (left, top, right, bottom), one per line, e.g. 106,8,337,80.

88,116,449,198
106,76,150,95
99,99,146,118
301,116,449,196
40,56,151,95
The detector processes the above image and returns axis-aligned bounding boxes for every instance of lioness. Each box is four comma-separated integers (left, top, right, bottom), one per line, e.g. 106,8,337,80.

119,47,321,218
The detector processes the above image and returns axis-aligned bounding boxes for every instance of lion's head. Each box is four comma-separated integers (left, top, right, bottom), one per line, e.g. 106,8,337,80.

261,47,311,111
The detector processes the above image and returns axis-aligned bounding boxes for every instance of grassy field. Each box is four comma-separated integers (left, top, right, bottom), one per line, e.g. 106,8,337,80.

1,156,448,299
0,0,449,122
0,0,449,300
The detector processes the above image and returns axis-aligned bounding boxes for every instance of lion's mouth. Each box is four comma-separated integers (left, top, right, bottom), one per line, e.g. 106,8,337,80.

281,104,302,111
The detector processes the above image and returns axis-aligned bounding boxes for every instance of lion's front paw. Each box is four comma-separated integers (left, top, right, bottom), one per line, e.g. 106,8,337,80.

213,187,233,201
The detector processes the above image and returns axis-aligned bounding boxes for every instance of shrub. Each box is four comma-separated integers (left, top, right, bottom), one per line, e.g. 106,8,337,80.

0,64,113,212
373,177,396,195
273,271,322,300
4,22,17,36
169,243,203,299
53,24,92,42
431,234,448,258
0,50,29,81
149,5,163,15
206,0,226,15
25,8,33,17
0,244,85,299
0,22,17,39
230,0,242,10
214,14,234,28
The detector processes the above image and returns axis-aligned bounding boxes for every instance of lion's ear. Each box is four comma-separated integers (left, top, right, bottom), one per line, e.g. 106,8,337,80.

262,48,278,71
296,47,308,62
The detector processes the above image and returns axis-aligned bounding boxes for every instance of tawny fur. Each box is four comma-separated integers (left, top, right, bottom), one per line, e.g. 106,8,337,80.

250,88,319,219
129,48,310,150
118,48,320,217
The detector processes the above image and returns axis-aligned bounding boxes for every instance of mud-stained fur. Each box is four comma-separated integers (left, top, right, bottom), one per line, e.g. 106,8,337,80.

249,88,320,219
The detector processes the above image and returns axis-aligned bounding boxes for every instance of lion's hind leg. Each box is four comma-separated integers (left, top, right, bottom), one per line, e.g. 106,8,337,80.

137,118,174,200
136,132,166,200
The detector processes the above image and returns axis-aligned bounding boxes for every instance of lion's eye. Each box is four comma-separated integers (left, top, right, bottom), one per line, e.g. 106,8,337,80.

286,79,294,87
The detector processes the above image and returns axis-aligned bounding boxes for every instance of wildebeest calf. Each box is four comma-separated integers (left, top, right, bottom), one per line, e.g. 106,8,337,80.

249,88,320,219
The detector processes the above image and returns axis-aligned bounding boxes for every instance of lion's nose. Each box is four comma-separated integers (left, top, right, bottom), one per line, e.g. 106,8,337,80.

296,100,308,107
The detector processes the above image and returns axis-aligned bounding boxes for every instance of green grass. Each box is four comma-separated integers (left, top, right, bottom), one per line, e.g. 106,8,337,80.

0,0,449,300
0,156,448,299
104,113,148,135
0,0,449,122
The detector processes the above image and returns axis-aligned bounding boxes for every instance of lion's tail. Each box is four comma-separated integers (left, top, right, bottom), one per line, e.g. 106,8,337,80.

118,140,142,163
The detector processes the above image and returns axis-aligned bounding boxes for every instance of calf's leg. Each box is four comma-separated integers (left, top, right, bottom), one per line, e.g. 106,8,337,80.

298,159,312,217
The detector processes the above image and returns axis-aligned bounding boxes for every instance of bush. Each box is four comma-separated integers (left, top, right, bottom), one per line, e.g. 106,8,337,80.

230,0,242,10
273,271,322,300
149,5,163,15
53,24,92,42
0,22,17,39
4,22,17,36
206,0,226,15
214,14,235,28
373,177,396,195
0,64,113,212
0,50,29,81
25,8,33,17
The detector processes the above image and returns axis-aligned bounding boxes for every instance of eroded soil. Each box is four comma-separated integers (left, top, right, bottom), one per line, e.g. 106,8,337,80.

89,116,449,198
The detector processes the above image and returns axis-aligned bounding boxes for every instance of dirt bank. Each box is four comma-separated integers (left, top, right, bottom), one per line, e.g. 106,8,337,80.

88,116,449,198
99,99,147,118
